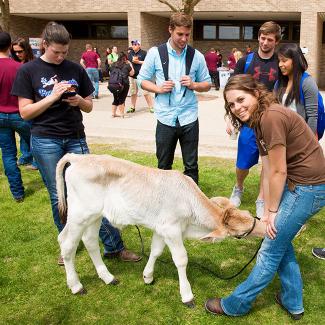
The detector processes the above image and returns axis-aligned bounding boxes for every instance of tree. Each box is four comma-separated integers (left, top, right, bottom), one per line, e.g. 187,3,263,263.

158,0,202,16
0,0,10,32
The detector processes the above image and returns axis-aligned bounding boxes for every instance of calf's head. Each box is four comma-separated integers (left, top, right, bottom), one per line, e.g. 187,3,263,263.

201,197,266,242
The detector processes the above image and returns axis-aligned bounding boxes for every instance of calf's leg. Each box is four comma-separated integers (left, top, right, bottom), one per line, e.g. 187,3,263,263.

164,233,194,307
143,232,166,284
82,219,117,285
58,223,85,294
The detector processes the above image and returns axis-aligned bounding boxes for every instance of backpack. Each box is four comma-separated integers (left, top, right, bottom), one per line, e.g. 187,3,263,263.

244,52,254,73
300,72,325,140
157,43,195,98
108,65,124,93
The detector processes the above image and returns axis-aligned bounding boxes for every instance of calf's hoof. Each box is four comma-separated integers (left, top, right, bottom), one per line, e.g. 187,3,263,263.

143,275,154,285
109,278,119,285
183,300,195,308
144,278,155,285
76,287,87,295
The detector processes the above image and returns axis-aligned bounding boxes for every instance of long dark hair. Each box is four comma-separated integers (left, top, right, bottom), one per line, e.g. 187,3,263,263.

11,37,34,63
114,51,127,68
276,43,308,106
224,74,278,129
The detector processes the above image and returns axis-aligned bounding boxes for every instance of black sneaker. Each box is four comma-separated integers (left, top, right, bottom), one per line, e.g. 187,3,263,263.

312,247,325,260
275,293,304,321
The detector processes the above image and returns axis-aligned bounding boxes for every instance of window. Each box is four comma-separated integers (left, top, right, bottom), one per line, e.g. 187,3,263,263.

59,21,128,39
219,25,240,39
203,25,217,39
243,25,259,40
111,26,128,39
292,24,300,41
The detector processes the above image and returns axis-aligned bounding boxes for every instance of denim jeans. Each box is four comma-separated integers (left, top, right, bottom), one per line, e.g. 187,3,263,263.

156,119,199,184
31,135,124,253
0,112,31,199
221,184,325,316
18,121,37,168
86,68,99,97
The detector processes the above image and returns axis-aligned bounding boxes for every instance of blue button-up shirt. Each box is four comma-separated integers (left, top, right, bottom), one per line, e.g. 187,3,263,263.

137,40,211,127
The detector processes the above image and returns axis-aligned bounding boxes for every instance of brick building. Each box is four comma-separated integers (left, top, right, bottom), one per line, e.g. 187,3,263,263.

2,1,325,86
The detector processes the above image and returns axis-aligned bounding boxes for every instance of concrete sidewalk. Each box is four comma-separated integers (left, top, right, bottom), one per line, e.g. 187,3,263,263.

83,83,238,158
83,83,325,158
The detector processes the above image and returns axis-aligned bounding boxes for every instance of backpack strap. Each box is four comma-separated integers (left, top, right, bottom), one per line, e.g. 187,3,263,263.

299,71,309,104
244,52,254,74
185,45,195,75
157,43,169,81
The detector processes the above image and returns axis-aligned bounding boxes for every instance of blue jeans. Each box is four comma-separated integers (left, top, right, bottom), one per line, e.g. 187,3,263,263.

0,113,31,199
86,68,99,97
31,135,124,253
18,121,37,168
221,184,325,316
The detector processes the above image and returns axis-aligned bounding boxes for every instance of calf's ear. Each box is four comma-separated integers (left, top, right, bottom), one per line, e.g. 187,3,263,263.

200,229,227,242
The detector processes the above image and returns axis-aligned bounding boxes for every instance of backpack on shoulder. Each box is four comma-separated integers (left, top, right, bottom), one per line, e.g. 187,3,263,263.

244,52,254,73
300,72,325,140
107,66,124,93
157,43,195,98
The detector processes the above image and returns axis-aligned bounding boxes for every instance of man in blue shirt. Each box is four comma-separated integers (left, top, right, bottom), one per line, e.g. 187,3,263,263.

137,12,211,184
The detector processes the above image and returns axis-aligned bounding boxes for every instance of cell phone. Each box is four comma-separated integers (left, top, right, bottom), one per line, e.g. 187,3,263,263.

61,91,77,99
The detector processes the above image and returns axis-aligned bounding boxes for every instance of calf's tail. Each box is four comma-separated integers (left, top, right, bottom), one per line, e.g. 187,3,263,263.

56,153,74,224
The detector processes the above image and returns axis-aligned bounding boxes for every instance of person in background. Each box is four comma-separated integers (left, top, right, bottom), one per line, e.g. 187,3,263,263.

104,47,111,76
228,21,281,219
246,44,252,55
93,47,104,82
107,45,118,66
127,40,154,113
275,43,318,135
10,37,38,170
227,48,237,70
233,50,243,63
80,43,101,99
108,52,134,118
205,47,221,90
0,32,32,202
12,21,141,265
205,74,325,321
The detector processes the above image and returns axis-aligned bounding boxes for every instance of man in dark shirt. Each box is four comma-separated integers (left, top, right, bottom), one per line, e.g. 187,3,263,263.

228,21,281,219
127,40,153,113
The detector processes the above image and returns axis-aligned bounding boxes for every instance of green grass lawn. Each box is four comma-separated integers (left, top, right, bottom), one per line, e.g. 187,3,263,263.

1,144,324,325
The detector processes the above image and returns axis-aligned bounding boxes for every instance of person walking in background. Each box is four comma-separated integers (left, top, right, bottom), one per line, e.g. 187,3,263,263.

80,43,101,99
127,40,154,113
93,47,104,82
12,22,141,265
275,43,318,135
10,37,38,170
138,12,211,185
205,47,221,90
205,74,325,321
227,21,281,219
108,52,134,118
107,45,118,66
104,47,111,76
227,48,237,71
0,32,32,202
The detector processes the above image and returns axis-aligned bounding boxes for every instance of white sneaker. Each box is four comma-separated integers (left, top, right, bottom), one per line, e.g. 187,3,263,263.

255,199,265,219
229,185,244,207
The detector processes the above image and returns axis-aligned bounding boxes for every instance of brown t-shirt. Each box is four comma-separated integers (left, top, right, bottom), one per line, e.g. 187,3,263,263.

255,104,325,185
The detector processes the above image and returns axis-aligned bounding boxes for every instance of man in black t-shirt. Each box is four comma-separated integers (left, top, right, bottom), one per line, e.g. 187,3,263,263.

127,40,154,113
227,21,281,219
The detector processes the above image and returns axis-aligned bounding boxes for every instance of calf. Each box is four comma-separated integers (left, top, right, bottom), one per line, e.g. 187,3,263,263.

56,153,265,306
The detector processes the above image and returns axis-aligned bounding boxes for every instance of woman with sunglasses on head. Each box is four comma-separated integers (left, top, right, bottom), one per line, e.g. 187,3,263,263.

205,74,325,321
275,43,319,136
12,21,141,265
10,38,37,169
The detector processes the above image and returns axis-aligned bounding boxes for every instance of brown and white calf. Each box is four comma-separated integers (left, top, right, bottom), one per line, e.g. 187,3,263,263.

56,153,265,306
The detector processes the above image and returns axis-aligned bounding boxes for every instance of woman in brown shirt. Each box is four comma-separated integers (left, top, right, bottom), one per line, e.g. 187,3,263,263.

205,74,325,320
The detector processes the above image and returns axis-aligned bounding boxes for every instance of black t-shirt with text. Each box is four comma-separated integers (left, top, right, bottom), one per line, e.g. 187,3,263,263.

12,58,94,138
234,52,278,91
128,49,147,79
